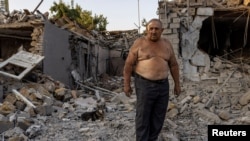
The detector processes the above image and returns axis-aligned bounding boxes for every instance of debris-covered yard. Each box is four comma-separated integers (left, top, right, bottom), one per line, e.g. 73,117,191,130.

0,0,250,141
0,55,250,141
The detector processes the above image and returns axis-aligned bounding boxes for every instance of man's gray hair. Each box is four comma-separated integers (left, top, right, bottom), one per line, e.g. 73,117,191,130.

146,18,163,29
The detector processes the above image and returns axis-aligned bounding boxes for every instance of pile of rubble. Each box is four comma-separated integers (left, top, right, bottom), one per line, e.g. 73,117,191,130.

0,55,249,141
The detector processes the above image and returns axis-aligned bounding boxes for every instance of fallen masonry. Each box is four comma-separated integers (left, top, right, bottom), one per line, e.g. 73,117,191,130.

0,56,249,141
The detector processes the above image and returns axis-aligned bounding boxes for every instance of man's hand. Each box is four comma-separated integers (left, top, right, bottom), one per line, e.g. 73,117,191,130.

174,85,181,96
124,85,133,97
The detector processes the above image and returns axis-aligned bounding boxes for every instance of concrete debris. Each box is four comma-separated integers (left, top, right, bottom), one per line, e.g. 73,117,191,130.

0,1,249,141
25,125,42,138
0,55,248,140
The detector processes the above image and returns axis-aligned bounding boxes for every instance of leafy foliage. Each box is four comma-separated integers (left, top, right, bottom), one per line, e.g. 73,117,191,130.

49,0,108,31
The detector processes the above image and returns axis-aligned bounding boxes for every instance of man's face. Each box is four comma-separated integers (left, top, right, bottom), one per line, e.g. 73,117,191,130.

146,21,163,42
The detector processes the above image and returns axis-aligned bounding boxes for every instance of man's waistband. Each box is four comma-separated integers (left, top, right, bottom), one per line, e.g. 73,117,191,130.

134,73,168,83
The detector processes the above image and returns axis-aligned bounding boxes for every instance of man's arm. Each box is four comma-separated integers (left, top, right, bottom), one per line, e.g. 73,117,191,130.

123,39,139,97
169,63,181,95
168,42,181,95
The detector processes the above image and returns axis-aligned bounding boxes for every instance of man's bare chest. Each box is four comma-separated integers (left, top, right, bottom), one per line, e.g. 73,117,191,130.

138,46,170,61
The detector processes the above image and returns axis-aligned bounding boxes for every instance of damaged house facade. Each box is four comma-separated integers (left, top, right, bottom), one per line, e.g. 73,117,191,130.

0,0,249,100
158,0,250,83
0,0,249,89
0,1,249,93
0,9,138,88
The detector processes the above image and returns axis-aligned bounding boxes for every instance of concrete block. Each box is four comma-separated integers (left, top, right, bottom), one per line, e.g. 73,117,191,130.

228,78,240,83
217,77,226,84
172,8,182,16
163,28,172,34
15,101,26,111
172,17,180,23
173,29,179,34
0,101,16,116
172,43,179,48
188,8,196,16
190,49,210,67
180,95,192,105
159,13,166,19
222,87,241,93
169,12,178,18
220,71,228,78
0,121,14,133
4,94,17,104
163,23,169,29
169,23,180,29
162,20,169,26
229,82,242,88
165,33,179,39
17,119,33,131
173,47,179,54
172,38,180,44
206,0,213,6
158,8,165,14
195,109,221,124
34,105,53,116
197,7,214,16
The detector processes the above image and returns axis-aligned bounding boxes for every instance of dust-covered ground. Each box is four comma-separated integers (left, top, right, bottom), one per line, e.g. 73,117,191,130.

1,62,250,141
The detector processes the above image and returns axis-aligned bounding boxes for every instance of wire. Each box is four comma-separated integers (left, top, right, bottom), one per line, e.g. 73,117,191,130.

243,9,249,48
211,16,219,49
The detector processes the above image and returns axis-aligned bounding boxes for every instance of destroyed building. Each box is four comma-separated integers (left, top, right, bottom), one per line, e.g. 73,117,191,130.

0,8,138,88
158,0,250,83
0,0,250,140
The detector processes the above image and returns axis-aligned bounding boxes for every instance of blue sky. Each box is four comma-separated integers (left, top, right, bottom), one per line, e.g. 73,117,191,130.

9,0,158,31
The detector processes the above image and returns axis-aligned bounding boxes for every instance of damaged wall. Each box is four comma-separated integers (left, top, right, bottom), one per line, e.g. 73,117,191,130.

43,21,111,87
158,0,250,82
43,21,72,86
0,10,113,87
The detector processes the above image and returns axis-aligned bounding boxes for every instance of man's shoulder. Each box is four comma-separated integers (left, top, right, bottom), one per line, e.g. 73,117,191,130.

131,37,145,47
134,36,145,42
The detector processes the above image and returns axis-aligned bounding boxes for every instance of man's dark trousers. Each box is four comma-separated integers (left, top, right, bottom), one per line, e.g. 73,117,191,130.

134,73,169,141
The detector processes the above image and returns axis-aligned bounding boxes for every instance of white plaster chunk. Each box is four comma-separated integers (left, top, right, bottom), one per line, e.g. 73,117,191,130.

239,90,250,106
236,116,250,124
197,7,214,16
233,71,243,78
191,16,208,30
183,59,200,81
190,49,209,67
181,31,200,59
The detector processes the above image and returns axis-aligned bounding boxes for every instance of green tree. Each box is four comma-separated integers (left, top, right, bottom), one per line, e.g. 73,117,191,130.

49,0,108,31
50,0,69,18
50,0,80,20
76,7,94,30
93,14,108,31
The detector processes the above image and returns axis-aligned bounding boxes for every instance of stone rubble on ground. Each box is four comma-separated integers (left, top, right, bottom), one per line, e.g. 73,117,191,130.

0,57,249,141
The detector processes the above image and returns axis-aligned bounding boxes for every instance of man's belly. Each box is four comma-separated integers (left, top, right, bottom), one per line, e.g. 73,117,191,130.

135,57,169,80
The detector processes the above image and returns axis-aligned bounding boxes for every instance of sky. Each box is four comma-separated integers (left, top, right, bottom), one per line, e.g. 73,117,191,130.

8,0,159,31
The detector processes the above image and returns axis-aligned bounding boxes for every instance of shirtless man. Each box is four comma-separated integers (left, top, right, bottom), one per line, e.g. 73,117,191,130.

123,18,181,141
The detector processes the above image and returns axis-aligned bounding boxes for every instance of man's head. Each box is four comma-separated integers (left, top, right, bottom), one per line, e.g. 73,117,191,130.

146,18,164,42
